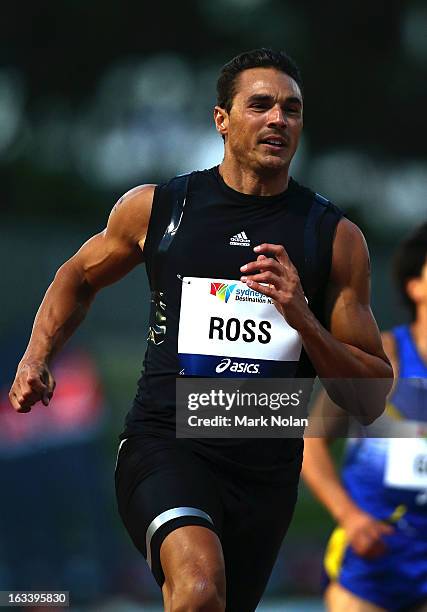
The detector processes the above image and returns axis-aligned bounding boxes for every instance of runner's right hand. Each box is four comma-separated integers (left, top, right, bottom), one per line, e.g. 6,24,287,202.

341,508,394,559
9,360,56,413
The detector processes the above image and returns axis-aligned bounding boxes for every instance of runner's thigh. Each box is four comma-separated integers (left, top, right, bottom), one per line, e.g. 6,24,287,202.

115,436,223,586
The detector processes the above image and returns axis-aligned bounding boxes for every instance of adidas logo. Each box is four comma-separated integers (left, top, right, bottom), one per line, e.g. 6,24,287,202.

230,231,250,247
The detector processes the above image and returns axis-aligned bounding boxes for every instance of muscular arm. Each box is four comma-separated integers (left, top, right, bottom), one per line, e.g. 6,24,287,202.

300,220,394,422
240,219,393,423
9,184,155,412
301,220,390,378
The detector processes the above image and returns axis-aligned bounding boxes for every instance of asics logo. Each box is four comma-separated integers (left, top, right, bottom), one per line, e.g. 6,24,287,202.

215,358,260,374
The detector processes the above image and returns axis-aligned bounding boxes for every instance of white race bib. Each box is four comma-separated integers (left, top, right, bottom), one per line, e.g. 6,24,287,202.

177,277,302,376
384,438,427,489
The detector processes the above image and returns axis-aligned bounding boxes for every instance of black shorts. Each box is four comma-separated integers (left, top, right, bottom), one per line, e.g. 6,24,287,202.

115,435,300,611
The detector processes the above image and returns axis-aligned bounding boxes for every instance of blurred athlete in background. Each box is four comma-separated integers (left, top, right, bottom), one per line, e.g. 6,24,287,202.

303,222,427,612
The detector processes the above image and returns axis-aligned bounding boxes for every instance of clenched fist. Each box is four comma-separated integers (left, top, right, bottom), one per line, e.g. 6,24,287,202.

9,360,56,413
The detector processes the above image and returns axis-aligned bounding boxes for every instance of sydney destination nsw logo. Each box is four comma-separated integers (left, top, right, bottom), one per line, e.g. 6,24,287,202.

210,282,272,305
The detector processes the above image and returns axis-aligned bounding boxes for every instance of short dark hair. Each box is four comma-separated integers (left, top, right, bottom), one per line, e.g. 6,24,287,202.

216,48,303,112
393,222,427,319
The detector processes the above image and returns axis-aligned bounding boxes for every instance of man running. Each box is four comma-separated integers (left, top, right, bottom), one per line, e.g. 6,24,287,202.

302,222,427,612
9,49,392,611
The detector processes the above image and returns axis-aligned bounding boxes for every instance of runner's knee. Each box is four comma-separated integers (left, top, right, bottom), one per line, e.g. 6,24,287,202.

167,569,226,611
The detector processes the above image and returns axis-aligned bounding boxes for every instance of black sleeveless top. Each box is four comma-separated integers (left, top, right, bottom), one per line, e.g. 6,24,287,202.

121,167,342,480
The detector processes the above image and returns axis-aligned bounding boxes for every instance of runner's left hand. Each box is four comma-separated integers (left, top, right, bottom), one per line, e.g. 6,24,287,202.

240,243,312,331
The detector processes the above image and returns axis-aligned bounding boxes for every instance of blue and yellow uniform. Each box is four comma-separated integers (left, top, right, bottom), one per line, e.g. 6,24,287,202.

324,325,427,611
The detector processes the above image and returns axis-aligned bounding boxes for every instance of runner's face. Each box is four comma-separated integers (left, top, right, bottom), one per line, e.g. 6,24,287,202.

221,68,303,173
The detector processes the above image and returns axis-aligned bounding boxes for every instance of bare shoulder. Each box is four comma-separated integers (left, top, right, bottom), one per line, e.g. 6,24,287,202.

332,218,369,267
330,218,370,291
106,183,156,249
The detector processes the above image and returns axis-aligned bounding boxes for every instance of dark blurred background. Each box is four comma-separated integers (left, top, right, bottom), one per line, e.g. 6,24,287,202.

1,0,426,609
